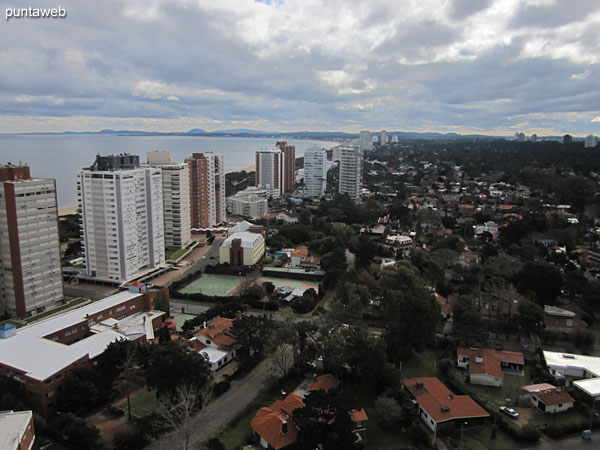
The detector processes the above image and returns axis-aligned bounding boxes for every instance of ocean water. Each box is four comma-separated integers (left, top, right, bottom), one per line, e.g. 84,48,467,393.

0,134,335,207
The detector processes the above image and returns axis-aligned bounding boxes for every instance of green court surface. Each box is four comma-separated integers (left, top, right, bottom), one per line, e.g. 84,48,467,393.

180,274,243,296
116,389,157,418
258,277,319,293
171,313,197,331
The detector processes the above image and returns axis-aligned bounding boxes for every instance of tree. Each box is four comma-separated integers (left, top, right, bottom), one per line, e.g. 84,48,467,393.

355,235,378,268
153,290,170,315
518,300,544,337
293,389,360,450
231,315,275,372
514,262,563,305
374,395,403,431
56,365,100,415
152,383,213,450
146,342,212,398
452,297,488,345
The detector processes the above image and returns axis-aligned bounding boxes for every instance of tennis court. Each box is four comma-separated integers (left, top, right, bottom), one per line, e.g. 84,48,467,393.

179,274,243,296
258,277,319,293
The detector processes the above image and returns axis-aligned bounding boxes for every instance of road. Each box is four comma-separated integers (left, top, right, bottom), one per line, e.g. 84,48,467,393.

147,355,273,450
523,435,597,450
163,238,224,288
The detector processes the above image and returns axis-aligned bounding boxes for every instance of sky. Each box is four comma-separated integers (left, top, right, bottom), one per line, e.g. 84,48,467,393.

1,0,599,136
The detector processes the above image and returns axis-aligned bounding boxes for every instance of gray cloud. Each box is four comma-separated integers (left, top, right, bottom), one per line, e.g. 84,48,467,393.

0,0,599,135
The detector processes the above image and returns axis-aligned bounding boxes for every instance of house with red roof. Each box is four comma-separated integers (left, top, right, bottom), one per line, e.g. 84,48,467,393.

251,374,367,449
403,377,489,433
189,316,236,371
457,348,524,387
522,383,575,414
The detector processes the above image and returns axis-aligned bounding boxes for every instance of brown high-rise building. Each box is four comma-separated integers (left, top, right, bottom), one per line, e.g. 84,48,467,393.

0,163,63,318
186,152,225,229
276,141,295,193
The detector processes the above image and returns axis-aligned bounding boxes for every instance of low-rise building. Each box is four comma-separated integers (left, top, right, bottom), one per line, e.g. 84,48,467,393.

190,316,236,371
0,410,35,450
521,383,574,414
404,377,489,433
544,351,600,384
0,287,165,414
544,305,586,334
227,188,269,219
385,234,413,257
219,231,265,266
457,348,524,387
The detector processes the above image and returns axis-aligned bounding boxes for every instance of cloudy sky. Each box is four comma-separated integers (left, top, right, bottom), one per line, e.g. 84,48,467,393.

1,0,599,135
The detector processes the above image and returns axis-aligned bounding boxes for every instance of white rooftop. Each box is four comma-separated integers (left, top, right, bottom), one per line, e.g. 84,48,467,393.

573,378,600,397
543,351,600,378
221,231,264,249
229,220,255,233
544,305,576,318
71,330,125,359
0,410,33,450
0,290,143,381
200,346,228,364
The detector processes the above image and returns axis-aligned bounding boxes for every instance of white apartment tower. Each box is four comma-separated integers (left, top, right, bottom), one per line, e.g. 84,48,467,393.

0,164,63,318
585,134,598,148
359,131,373,152
255,146,285,198
186,152,226,229
78,154,165,282
146,151,191,250
303,145,327,198
380,130,388,145
338,145,363,202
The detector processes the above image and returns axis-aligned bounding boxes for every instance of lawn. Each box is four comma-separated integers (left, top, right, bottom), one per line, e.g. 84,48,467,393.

116,389,157,418
528,409,589,428
463,373,524,407
220,405,257,450
400,348,442,379
464,424,525,450
179,274,243,296
166,247,190,260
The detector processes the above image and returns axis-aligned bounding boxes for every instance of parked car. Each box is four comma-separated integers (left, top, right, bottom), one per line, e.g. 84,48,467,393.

499,406,519,419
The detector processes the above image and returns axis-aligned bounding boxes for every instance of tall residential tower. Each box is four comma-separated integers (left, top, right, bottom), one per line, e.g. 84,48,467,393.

147,151,192,250
0,164,63,318
255,146,285,198
275,141,295,193
303,146,327,198
186,152,226,229
338,145,363,202
78,154,165,282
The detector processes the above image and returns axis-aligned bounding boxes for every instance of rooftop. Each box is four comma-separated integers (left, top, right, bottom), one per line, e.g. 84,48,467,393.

0,290,145,381
522,383,574,406
221,231,264,248
0,410,33,450
544,351,600,378
404,377,489,423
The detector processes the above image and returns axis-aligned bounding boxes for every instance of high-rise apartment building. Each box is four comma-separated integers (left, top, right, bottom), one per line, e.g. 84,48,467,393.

380,130,388,145
0,164,63,318
530,133,538,143
585,134,598,148
186,152,226,229
359,131,373,152
146,151,191,250
255,146,285,198
276,141,295,193
338,145,363,202
303,145,327,198
78,154,165,282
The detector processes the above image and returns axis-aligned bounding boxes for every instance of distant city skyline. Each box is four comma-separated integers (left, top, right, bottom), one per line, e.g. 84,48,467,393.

2,1,599,136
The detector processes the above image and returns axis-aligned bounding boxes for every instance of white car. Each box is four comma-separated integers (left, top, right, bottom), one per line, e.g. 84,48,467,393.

499,406,519,419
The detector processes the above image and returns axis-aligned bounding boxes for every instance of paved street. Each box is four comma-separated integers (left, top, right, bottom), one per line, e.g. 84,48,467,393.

147,356,273,450
523,434,597,450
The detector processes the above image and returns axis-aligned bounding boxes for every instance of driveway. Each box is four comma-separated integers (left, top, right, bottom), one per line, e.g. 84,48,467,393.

146,356,273,450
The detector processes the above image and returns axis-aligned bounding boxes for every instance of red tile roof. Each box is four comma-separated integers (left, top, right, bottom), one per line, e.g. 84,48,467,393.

350,408,368,422
308,374,341,393
457,348,524,379
522,383,575,406
251,394,304,450
196,316,235,350
292,245,309,259
404,377,489,423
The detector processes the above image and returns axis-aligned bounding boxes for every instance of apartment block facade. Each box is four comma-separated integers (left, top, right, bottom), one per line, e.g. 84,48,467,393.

0,164,63,318
146,151,191,249
255,146,285,198
186,152,226,229
303,145,327,198
78,154,165,282
275,141,295,193
338,145,363,202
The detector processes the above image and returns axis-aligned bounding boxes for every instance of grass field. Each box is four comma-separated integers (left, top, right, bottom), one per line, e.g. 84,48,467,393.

464,425,524,450
180,274,243,296
258,276,319,293
166,247,189,260
116,389,157,418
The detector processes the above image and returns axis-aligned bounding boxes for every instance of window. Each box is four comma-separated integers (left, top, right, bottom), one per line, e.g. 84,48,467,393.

44,379,52,385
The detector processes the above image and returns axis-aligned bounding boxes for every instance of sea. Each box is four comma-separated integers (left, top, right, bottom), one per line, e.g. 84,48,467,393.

0,134,336,208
